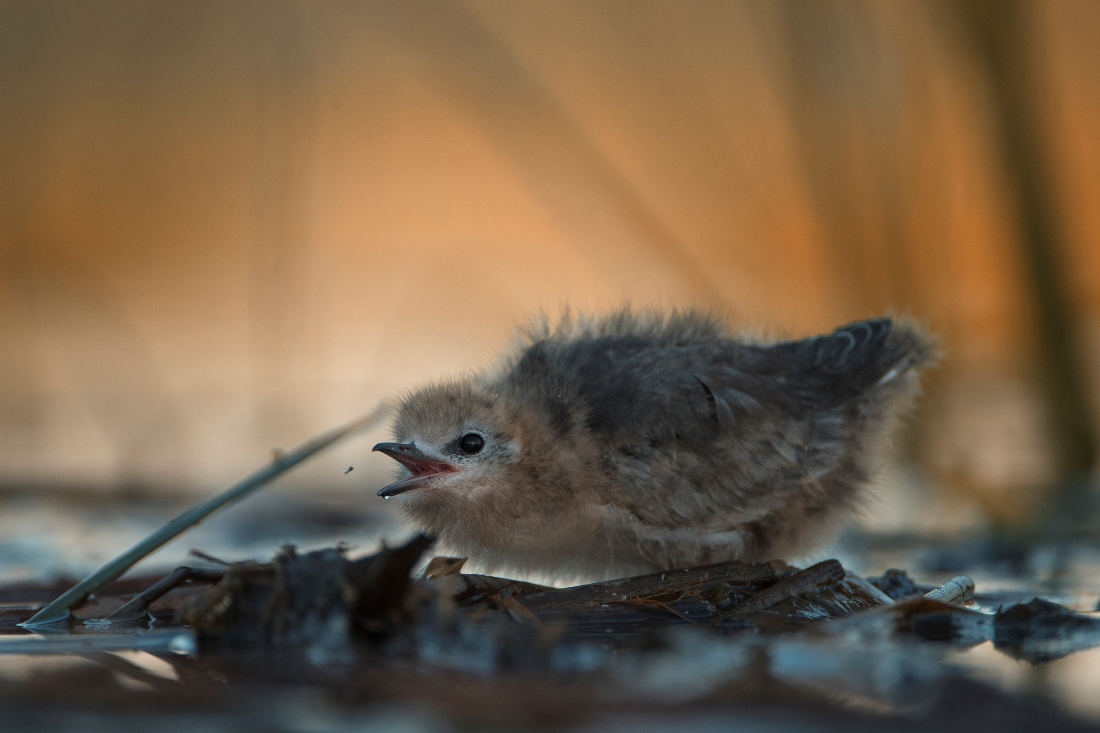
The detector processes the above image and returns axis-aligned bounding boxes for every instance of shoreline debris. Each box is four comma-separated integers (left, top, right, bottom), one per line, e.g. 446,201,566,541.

21,405,388,629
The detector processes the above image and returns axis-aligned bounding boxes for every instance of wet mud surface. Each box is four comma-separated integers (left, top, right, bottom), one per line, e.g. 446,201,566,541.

5,515,1100,732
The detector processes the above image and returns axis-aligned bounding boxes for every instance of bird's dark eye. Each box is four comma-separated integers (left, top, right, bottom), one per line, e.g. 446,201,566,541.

459,433,485,454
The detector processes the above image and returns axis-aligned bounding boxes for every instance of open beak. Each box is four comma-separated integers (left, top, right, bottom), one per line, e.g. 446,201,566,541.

373,442,458,497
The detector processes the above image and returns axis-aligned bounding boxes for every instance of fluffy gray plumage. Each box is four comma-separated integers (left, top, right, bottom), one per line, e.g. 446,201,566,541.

374,310,936,582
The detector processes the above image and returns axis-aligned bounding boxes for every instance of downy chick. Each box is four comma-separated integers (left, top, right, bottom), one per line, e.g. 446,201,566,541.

373,310,936,581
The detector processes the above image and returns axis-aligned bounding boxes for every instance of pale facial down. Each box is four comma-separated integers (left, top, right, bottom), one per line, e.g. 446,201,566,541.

374,392,522,503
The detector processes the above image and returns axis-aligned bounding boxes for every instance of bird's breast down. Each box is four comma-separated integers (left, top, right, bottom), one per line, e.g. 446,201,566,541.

379,311,936,581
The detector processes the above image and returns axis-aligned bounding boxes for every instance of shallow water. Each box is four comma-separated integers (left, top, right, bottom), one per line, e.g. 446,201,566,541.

0,488,403,585
3,486,1100,731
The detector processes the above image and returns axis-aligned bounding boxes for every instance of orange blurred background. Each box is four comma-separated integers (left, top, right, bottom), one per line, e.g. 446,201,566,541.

2,1,1099,524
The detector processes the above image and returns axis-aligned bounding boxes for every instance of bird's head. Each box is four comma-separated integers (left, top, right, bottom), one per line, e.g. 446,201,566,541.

373,381,522,504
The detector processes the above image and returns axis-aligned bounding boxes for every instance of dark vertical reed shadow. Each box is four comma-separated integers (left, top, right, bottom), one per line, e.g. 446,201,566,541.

357,0,726,306
951,0,1097,484
775,0,910,317
228,2,321,439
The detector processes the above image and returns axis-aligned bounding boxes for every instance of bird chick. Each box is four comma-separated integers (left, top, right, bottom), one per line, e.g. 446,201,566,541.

374,311,936,581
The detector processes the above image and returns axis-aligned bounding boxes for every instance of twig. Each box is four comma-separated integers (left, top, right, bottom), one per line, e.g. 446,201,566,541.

924,575,975,606
518,560,780,612
0,629,196,655
21,404,388,629
725,559,845,614
613,597,698,623
451,574,552,603
188,550,231,566
83,566,224,628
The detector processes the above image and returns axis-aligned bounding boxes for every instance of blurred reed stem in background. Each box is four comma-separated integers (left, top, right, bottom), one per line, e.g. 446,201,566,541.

953,0,1097,487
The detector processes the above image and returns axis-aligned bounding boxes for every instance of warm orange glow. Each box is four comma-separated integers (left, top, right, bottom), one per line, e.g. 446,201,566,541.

1,2,1099,516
